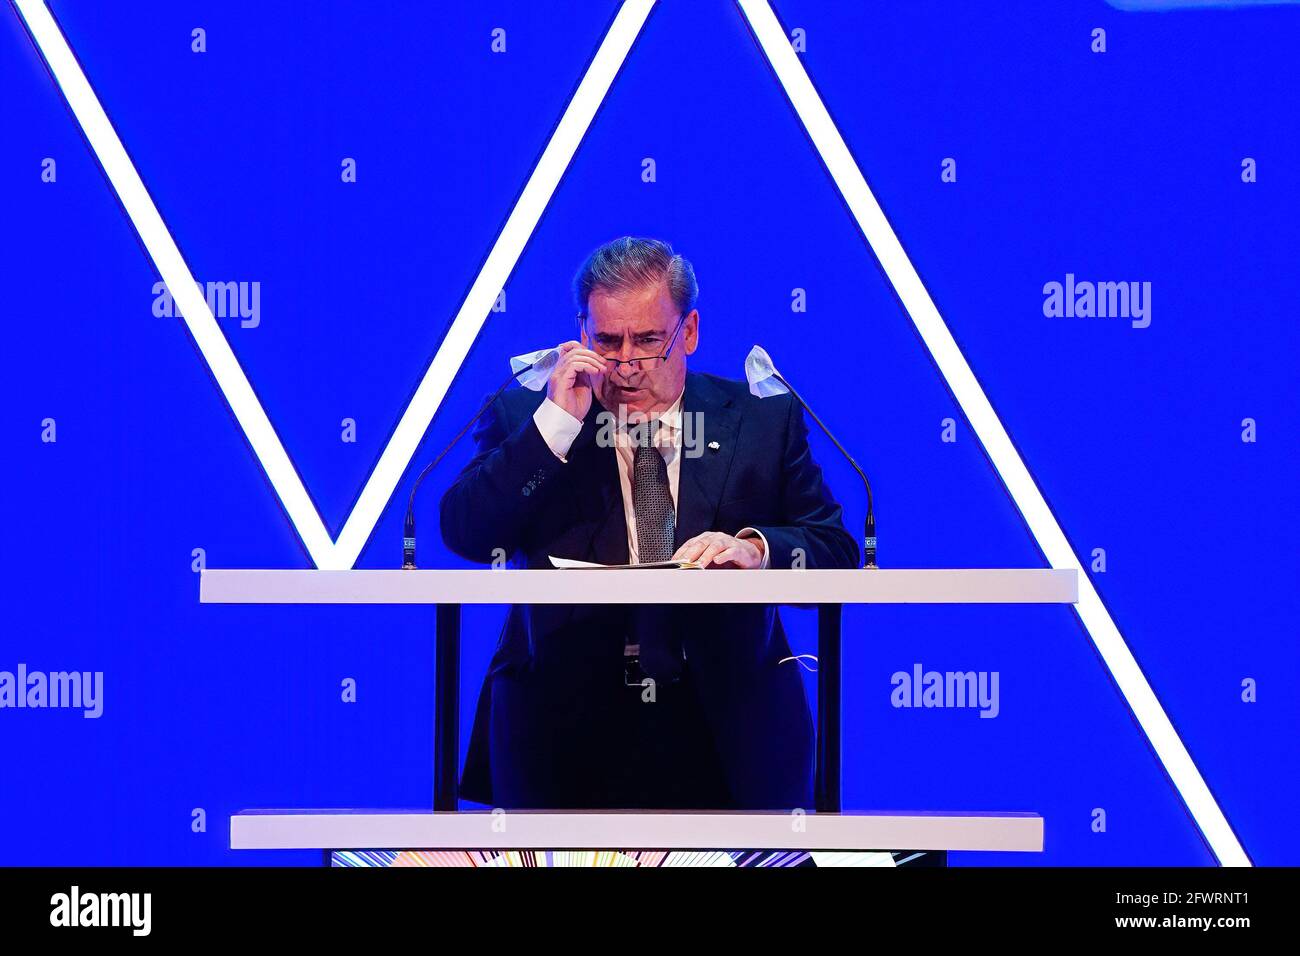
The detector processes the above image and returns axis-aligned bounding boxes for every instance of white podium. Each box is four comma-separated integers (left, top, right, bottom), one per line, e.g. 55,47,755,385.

202,568,1076,856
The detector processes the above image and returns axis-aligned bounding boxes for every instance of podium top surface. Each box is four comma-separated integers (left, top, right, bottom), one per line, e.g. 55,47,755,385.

200,568,1077,605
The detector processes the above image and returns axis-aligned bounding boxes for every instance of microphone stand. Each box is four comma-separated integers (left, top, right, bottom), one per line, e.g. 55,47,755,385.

402,361,542,569
772,372,877,569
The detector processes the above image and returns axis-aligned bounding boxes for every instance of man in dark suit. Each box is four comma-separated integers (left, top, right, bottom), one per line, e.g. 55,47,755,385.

440,237,858,811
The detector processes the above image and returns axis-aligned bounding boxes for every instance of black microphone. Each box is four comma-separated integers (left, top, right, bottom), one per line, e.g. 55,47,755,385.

402,351,557,569
745,345,877,569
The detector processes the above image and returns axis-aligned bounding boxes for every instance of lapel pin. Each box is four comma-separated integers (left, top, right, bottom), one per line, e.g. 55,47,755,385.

708,441,720,452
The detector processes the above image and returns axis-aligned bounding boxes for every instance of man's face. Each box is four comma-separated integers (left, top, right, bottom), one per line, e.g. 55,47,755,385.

582,280,698,419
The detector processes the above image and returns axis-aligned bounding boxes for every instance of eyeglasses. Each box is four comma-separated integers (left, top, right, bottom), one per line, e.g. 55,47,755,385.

578,311,689,373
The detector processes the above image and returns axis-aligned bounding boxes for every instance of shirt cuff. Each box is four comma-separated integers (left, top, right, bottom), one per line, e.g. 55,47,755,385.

533,398,584,462
736,527,771,570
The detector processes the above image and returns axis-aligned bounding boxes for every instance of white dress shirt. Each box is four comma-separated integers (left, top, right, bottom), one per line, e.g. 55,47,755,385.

533,394,769,567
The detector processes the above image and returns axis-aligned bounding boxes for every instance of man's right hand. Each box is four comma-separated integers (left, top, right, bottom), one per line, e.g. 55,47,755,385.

546,341,606,421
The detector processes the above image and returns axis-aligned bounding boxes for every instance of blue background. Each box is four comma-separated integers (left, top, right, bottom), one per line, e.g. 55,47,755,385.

1,0,1295,865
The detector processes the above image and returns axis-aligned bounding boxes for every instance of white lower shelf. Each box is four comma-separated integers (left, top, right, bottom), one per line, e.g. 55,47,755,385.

231,809,1044,853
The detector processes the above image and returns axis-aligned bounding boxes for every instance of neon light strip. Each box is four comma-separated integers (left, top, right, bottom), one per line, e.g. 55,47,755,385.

331,0,656,568
13,0,335,563
734,0,1248,866
13,0,656,570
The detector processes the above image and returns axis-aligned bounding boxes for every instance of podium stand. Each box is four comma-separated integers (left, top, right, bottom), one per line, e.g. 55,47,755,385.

201,568,1076,856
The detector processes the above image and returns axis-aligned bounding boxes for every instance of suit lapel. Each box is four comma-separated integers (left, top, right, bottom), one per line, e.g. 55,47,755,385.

567,399,628,565
675,373,740,550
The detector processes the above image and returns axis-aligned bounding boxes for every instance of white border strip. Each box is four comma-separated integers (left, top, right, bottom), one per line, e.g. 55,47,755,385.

13,0,656,570
734,0,1247,866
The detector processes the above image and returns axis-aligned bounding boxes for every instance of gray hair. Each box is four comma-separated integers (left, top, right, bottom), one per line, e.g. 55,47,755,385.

573,237,698,320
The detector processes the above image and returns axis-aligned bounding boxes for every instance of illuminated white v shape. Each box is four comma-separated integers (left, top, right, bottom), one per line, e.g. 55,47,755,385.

18,0,1248,865
13,0,656,570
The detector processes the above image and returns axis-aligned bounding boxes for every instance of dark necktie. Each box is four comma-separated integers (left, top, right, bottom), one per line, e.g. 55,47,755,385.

631,423,682,681
633,426,674,564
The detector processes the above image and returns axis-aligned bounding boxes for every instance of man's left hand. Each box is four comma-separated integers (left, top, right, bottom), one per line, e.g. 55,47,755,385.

672,532,765,569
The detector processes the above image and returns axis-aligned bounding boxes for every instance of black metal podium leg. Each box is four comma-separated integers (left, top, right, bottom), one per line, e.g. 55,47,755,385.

434,603,461,811
815,603,842,814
